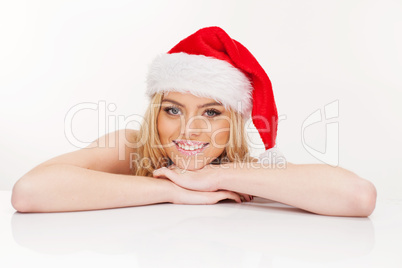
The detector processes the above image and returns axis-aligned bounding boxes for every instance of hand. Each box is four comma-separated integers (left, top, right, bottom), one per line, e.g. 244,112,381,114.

153,164,221,191
169,182,244,205
153,165,253,202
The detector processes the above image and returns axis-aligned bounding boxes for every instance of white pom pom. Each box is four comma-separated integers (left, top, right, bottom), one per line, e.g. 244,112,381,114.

258,147,286,165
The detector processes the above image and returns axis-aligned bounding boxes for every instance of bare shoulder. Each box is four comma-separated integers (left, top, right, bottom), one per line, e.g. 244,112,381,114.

29,129,140,176
84,128,140,175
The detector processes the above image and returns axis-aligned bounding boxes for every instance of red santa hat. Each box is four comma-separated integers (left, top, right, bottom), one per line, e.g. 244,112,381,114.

146,26,279,151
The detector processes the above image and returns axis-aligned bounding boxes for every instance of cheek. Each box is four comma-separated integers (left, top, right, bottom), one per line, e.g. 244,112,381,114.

157,114,178,141
211,120,230,144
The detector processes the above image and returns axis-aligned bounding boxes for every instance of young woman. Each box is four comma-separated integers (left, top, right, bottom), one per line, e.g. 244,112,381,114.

11,27,377,216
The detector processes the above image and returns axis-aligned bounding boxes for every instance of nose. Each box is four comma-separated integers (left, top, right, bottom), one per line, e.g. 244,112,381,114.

181,115,211,139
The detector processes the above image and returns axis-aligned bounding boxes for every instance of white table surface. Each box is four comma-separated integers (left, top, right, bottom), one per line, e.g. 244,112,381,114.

1,190,401,268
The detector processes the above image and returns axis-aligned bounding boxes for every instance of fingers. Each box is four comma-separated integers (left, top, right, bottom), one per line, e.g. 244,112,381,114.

194,188,254,204
218,191,241,204
174,187,253,205
167,165,176,170
237,192,254,202
176,189,242,205
153,167,175,179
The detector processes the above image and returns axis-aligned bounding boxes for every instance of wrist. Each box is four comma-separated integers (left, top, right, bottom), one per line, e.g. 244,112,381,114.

216,162,236,190
216,161,264,192
156,178,177,204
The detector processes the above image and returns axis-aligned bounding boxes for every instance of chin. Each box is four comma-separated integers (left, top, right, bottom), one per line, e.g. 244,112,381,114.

174,162,206,171
170,154,215,171
184,164,206,171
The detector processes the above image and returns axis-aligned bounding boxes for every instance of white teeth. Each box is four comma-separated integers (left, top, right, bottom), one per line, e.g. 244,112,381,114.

176,142,206,151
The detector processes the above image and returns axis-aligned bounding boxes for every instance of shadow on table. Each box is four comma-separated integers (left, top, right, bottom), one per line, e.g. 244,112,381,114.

11,198,375,266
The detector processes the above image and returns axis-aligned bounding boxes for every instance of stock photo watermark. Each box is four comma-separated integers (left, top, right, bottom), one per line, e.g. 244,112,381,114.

63,99,339,167
129,151,288,171
301,100,339,167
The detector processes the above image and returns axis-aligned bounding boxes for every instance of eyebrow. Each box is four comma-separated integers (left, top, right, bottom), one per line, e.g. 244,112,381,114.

161,98,223,109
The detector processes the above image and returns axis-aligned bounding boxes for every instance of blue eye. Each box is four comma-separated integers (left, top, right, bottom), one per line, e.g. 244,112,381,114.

163,106,181,115
163,106,221,117
205,109,221,117
170,107,179,115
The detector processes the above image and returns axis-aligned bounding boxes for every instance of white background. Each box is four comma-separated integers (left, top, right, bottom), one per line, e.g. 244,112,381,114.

1,0,401,199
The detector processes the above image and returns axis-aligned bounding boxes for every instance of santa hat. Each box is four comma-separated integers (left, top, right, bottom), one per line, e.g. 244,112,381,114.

146,26,280,154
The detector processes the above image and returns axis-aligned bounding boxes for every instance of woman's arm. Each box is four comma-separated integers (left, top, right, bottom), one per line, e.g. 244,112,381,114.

11,164,175,212
12,164,246,212
153,162,377,217
218,162,377,217
11,129,244,212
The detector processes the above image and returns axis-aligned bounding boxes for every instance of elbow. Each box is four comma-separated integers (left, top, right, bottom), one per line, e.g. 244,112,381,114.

351,178,377,217
11,178,35,213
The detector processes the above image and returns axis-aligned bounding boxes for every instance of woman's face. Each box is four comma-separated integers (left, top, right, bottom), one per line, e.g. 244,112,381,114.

157,91,231,170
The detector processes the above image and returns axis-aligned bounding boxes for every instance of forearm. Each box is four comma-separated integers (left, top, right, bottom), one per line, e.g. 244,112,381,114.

219,163,377,217
12,164,173,213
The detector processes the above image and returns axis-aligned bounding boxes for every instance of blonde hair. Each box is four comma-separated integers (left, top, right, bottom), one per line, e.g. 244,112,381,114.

132,92,253,177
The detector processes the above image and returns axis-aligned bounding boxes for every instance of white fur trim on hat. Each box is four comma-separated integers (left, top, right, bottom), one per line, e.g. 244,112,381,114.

146,52,253,118
258,147,287,165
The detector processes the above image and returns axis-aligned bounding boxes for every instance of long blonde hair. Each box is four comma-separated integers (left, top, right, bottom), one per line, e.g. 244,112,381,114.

132,92,253,177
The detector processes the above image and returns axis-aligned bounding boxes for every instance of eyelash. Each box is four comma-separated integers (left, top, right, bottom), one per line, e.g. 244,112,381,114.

163,105,222,117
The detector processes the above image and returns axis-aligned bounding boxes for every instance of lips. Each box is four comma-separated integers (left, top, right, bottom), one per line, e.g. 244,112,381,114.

173,140,209,156
174,139,208,147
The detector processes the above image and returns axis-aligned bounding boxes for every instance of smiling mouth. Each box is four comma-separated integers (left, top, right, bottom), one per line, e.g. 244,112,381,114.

172,140,209,155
